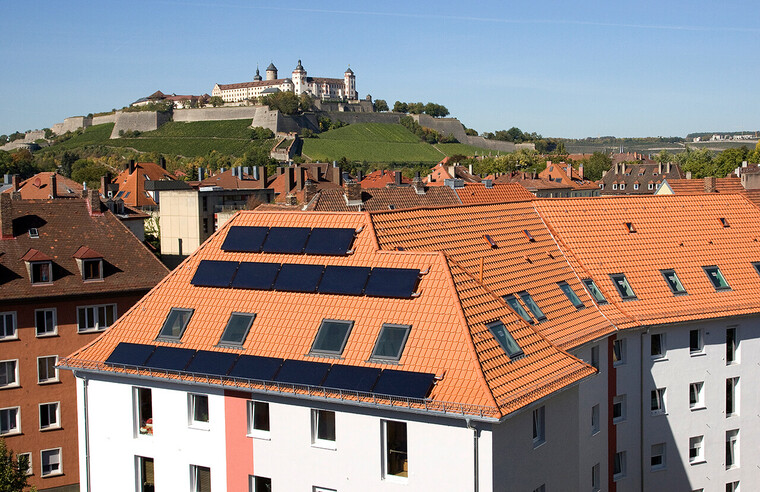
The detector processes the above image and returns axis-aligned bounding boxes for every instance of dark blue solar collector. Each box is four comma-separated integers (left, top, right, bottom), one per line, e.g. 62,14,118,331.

303,228,355,256
275,359,331,386
231,262,281,290
143,346,197,372
228,355,283,381
274,263,324,292
372,369,435,399
363,268,420,298
221,226,269,252
322,364,381,392
191,260,240,287
105,342,156,367
261,227,311,254
186,350,239,376
318,265,370,295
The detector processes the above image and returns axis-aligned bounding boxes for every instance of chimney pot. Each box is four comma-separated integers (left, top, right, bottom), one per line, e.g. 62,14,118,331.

331,166,342,186
344,180,362,205
11,175,19,192
50,173,57,198
297,166,307,191
395,171,402,186
686,171,692,179
304,179,318,203
129,160,135,174
704,176,717,193
87,189,100,215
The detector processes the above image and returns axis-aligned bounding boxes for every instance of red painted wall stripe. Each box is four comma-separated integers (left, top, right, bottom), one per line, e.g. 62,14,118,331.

225,390,254,490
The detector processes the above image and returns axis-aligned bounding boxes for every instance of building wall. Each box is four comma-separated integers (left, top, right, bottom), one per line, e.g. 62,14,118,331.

613,331,643,491
0,293,143,491
158,190,201,257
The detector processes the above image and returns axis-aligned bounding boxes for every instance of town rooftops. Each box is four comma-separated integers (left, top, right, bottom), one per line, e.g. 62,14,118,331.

111,162,175,207
313,185,461,211
454,182,535,205
2,172,83,199
61,210,594,420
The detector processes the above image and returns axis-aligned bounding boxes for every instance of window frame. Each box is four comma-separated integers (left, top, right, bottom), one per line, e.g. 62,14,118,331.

558,281,584,309
582,278,607,305
650,333,666,360
612,395,626,423
37,355,59,384
610,273,637,300
250,475,272,492
188,393,210,429
0,359,19,389
726,327,738,365
651,443,666,470
591,404,600,435
190,464,211,492
661,269,687,295
532,406,545,447
77,303,117,333
613,450,626,480
82,258,103,282
30,261,53,285
370,323,411,362
689,381,705,410
311,409,336,449
726,377,738,417
309,319,354,357
136,455,155,492
650,388,666,415
503,294,533,324
35,308,57,337
246,400,270,439
40,448,62,477
0,312,17,341
726,429,739,469
39,401,60,431
703,265,731,291
612,338,626,366
156,307,194,341
688,436,704,464
591,463,601,492
517,291,547,322
134,387,153,436
382,419,408,482
0,406,21,435
217,312,256,347
590,345,600,370
17,452,32,476
486,320,524,359
690,329,704,355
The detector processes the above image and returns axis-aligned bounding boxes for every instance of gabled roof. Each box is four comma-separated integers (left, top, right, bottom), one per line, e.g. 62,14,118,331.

62,210,593,420
111,162,175,207
72,245,104,259
2,172,83,199
662,177,745,195
198,169,271,190
454,183,535,205
426,162,481,186
313,186,460,211
359,170,411,189
0,199,167,302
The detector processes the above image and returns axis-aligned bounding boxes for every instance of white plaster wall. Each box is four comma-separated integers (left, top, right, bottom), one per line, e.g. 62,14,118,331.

159,190,201,256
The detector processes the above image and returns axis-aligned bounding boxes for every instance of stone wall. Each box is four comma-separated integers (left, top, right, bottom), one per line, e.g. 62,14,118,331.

110,111,171,139
413,114,527,152
174,106,261,122
323,111,402,126
92,114,117,125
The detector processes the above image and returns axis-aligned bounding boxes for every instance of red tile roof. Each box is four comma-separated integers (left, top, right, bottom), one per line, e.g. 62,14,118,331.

455,183,535,204
313,186,460,211
359,170,411,189
112,163,175,207
663,177,745,194
198,169,269,190
2,172,83,199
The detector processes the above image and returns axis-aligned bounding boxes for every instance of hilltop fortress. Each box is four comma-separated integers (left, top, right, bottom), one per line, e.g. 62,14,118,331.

212,60,358,103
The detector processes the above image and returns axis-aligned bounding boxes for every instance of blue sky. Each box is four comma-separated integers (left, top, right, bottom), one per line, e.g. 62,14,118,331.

1,1,758,138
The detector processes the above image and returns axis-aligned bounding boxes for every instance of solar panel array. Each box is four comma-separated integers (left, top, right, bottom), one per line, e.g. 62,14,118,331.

222,226,356,256
105,342,435,399
192,259,419,299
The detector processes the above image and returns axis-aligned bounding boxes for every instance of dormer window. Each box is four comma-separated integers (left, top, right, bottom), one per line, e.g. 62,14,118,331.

22,249,54,285
72,246,104,282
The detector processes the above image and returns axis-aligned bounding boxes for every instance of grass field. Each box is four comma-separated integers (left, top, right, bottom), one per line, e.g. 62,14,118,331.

143,120,254,139
434,143,508,157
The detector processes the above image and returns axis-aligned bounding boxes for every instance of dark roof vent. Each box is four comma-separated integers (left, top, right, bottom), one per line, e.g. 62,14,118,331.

483,234,497,248
483,179,493,189
719,217,729,228
523,230,535,242
625,222,636,233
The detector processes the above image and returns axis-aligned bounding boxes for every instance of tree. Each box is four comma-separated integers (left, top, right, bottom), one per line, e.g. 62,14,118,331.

209,96,224,107
250,127,274,140
392,101,407,113
260,91,300,115
424,103,449,118
580,152,612,181
0,135,7,145
299,93,314,112
59,151,79,178
0,439,31,491
407,102,425,114
373,99,389,112
71,159,111,188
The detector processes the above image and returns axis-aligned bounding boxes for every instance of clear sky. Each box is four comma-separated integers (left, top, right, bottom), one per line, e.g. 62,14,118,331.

1,1,758,138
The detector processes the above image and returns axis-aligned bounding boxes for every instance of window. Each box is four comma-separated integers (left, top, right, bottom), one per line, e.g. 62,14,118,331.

532,406,545,446
137,456,155,492
690,329,703,355
31,261,52,284
726,377,738,416
503,295,533,323
726,481,740,492
651,443,666,470
610,274,636,299
311,409,335,447
0,407,20,435
619,183,625,190
39,402,60,430
726,327,737,364
77,304,116,333
582,279,607,304
726,429,739,469
82,259,103,281
383,420,408,480
370,324,411,362
591,463,600,491
189,394,209,427
612,338,626,366
614,451,626,479
648,183,654,190
35,308,57,337
486,320,523,359
309,319,353,356
612,183,618,190
250,475,271,492
157,307,194,340
689,436,704,464
218,312,255,346
633,183,639,190
613,395,626,423
558,282,584,309
661,269,687,294
690,382,705,410
135,387,153,436
40,448,61,477
704,266,730,290
0,360,18,388
518,291,546,322
247,401,270,437
17,452,32,476
0,312,16,340
651,388,666,415
37,356,58,384
28,228,39,238
190,465,211,492
591,404,600,435
590,345,599,370
650,333,665,359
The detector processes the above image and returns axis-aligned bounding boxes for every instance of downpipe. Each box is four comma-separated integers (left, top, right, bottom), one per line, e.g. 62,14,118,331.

466,418,479,492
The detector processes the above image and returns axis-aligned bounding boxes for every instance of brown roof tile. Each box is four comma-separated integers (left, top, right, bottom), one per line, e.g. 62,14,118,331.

314,186,460,211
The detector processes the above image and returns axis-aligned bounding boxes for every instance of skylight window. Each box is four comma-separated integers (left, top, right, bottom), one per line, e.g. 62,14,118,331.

483,234,497,248
582,279,607,304
661,270,687,295
625,222,636,233
523,230,535,242
370,324,411,362
703,266,730,291
504,295,533,324
218,312,256,346
753,262,760,278
310,319,353,356
518,291,546,322
486,320,523,359
719,217,729,228
157,308,194,340
610,274,637,300
28,228,39,238
558,281,584,309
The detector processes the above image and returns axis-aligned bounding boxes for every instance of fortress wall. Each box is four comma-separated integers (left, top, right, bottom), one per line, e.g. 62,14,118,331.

92,114,117,125
324,112,402,125
110,111,171,139
174,107,260,122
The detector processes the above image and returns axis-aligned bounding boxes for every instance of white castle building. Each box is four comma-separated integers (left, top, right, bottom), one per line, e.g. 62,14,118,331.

212,60,357,103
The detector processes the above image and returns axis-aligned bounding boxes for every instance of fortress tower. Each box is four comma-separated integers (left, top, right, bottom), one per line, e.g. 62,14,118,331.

344,67,356,100
292,59,307,95
265,63,278,81
253,67,262,82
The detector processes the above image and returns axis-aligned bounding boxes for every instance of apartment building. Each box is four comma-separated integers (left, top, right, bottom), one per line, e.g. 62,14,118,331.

0,192,167,491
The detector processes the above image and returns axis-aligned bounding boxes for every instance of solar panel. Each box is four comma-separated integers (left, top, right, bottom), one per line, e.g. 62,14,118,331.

231,262,280,290
322,365,381,392
228,355,283,381
372,369,435,399
303,228,355,256
274,263,324,292
185,350,239,376
191,260,240,287
143,346,197,371
105,342,156,367
275,359,331,386
261,227,311,254
221,226,269,252
318,265,370,295
363,268,420,298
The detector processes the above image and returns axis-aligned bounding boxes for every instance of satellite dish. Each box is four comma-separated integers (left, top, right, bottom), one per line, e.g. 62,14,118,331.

33,177,41,188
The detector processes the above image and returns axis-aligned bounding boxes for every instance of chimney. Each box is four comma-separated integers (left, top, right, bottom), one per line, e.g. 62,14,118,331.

356,170,363,182
331,166,342,186
3,174,9,185
666,162,672,174
395,171,402,186
469,164,473,175
285,193,298,206
304,179,318,203
129,160,135,174
160,156,166,169
297,166,307,191
344,180,362,206
412,172,425,195
286,167,295,192
11,175,19,192
238,166,243,180
448,165,456,178
100,175,108,196
742,160,748,168
658,162,663,174
686,171,692,179
578,163,584,180
197,167,204,181
704,176,717,193
0,193,12,239
87,189,101,215
50,173,57,198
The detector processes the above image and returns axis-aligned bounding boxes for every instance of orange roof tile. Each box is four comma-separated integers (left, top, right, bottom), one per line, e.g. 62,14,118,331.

112,162,175,207
3,172,83,199
664,177,745,194
455,183,535,205
359,170,411,188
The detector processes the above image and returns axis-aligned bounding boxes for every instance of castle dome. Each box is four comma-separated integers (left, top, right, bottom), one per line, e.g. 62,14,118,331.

294,59,304,71
266,62,277,71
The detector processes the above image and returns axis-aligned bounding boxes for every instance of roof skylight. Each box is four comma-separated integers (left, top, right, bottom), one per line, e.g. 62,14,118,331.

610,274,637,300
218,312,256,346
518,291,547,322
703,266,730,291
310,319,354,356
504,295,533,324
486,320,523,359
157,307,194,340
370,324,411,362
558,281,585,309
661,270,687,295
